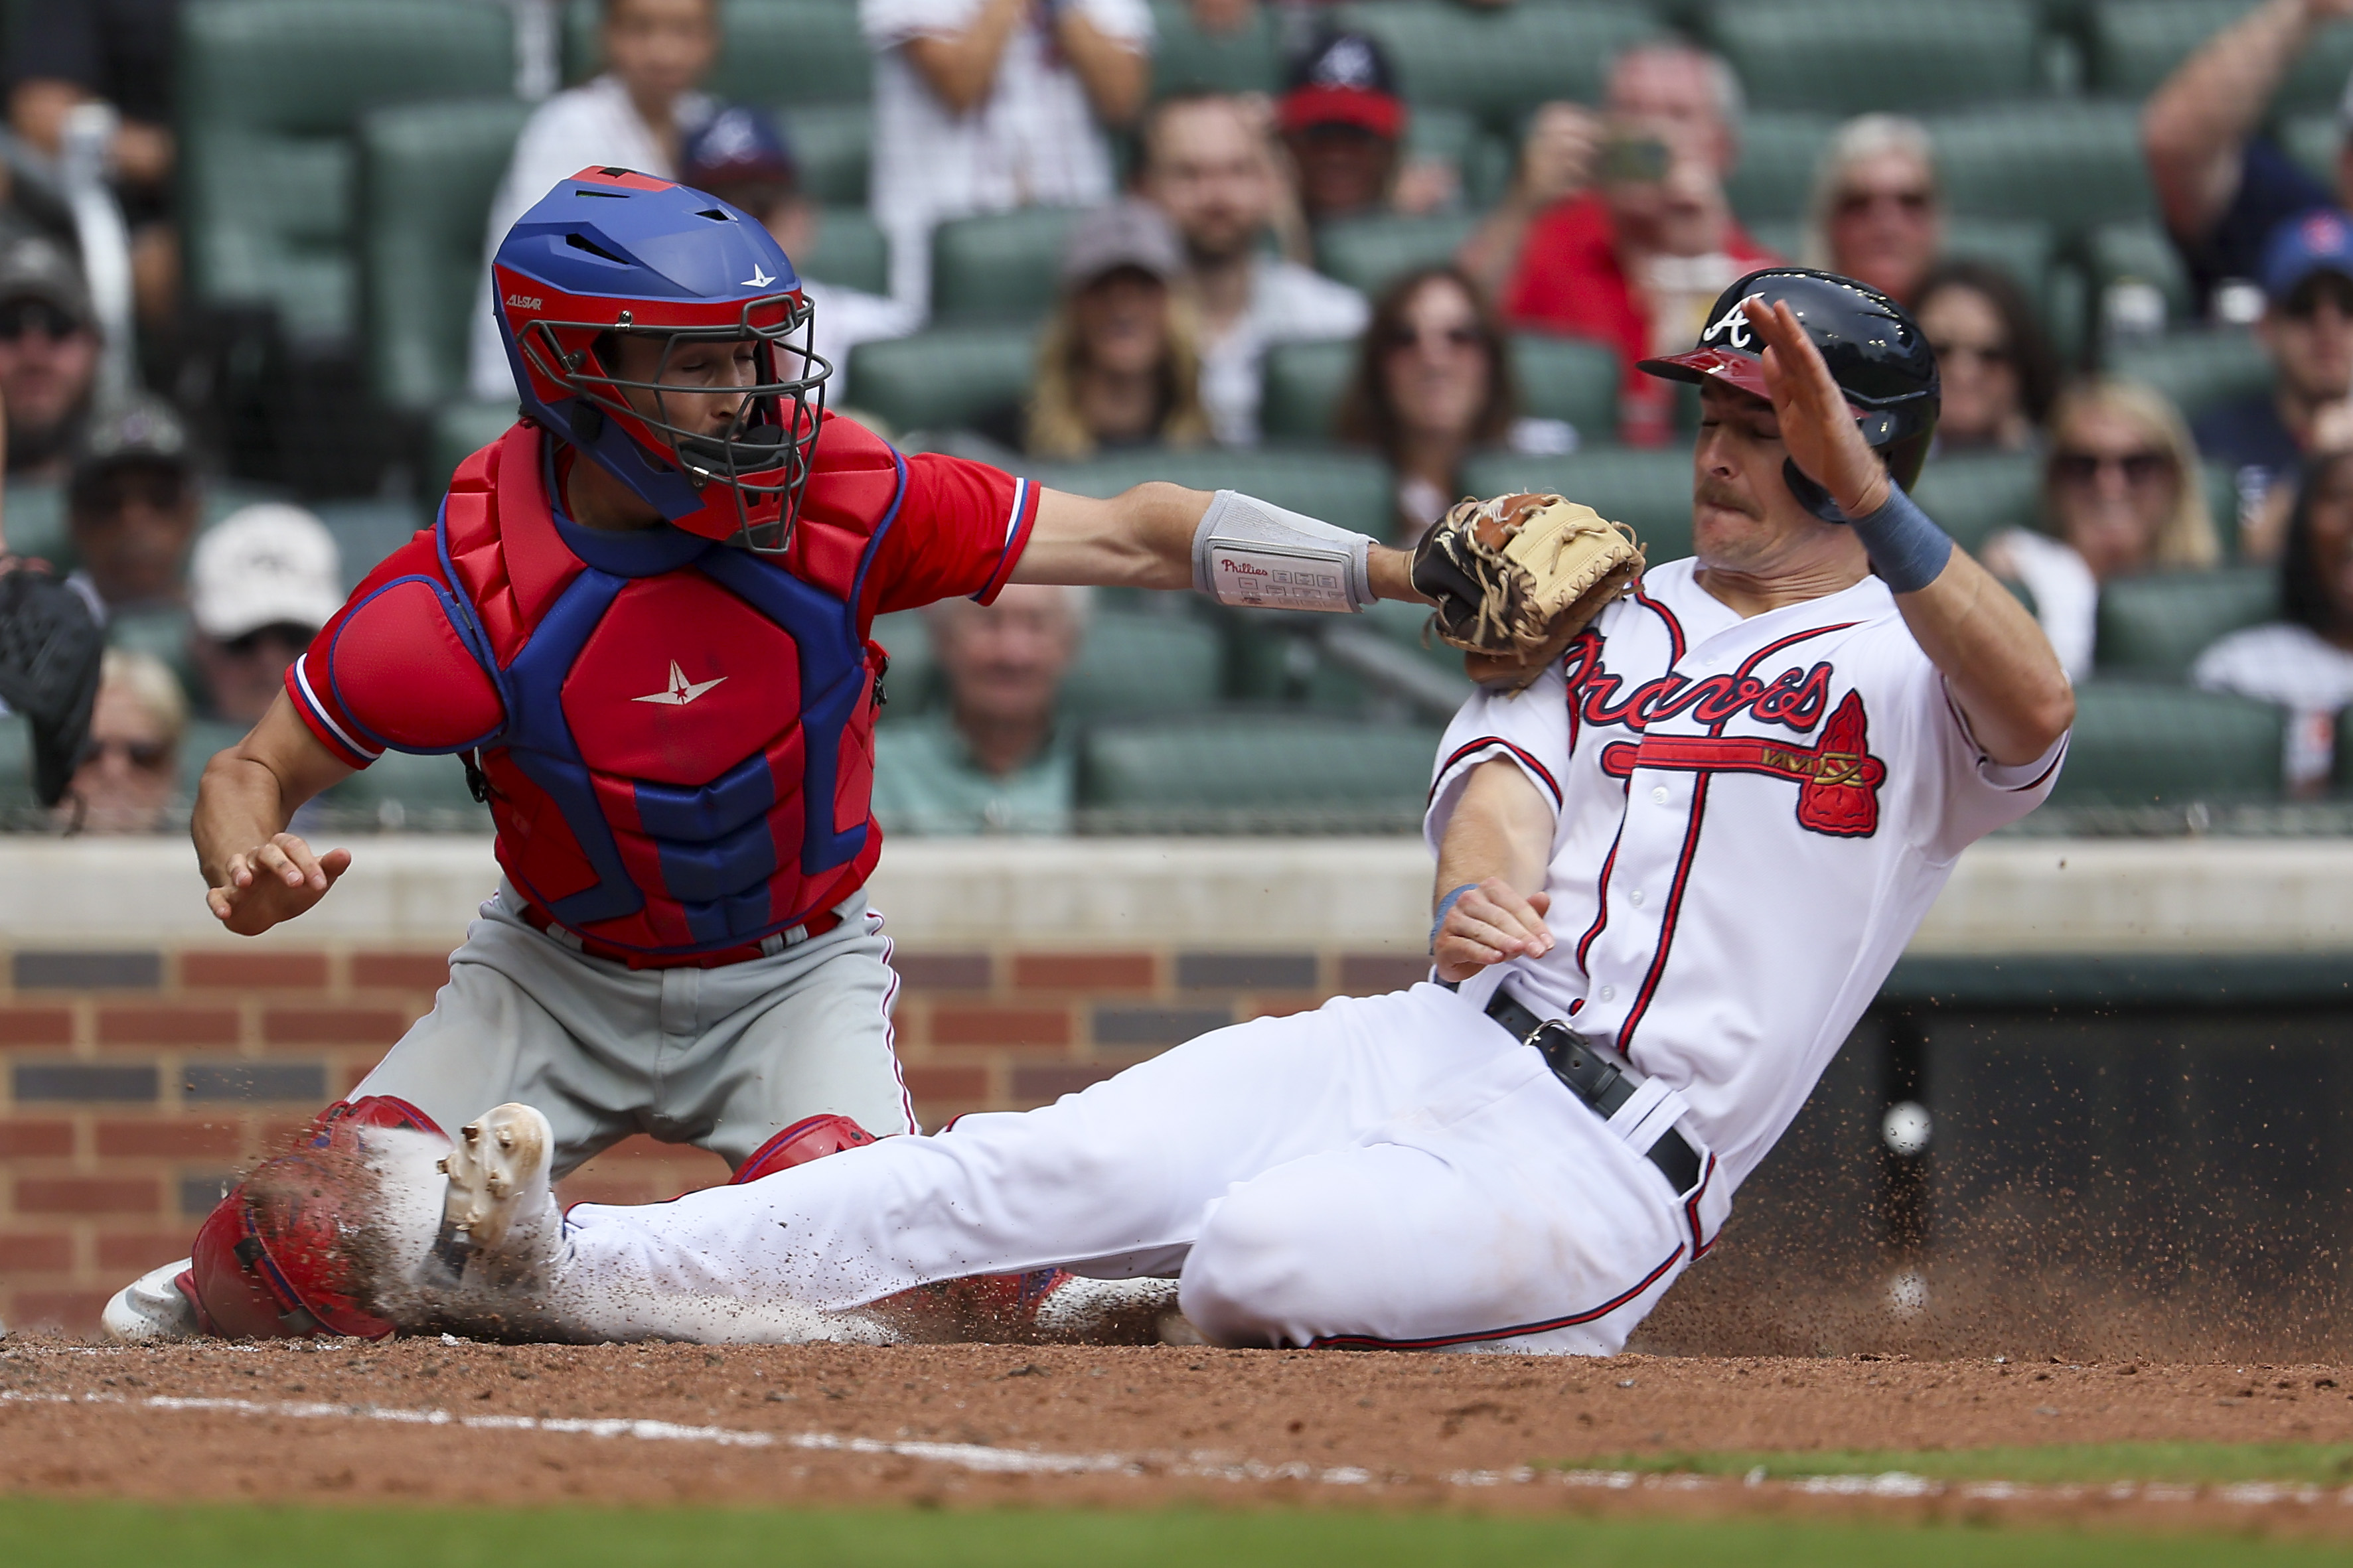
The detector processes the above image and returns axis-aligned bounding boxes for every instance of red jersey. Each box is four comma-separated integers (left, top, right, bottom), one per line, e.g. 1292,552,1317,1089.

1500,194,1778,445
287,414,1040,961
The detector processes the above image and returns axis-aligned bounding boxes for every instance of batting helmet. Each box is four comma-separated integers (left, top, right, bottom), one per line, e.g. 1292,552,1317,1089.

1638,267,1940,518
492,165,828,555
180,1096,444,1340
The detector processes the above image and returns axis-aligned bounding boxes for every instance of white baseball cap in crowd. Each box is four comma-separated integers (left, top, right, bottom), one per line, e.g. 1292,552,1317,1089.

190,503,343,641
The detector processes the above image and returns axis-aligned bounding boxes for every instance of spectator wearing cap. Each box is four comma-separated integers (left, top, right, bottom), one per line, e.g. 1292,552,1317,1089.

1804,115,1943,308
54,646,185,834
64,395,196,626
1276,30,1455,228
7,0,181,326
1138,92,1368,445
2143,0,2353,321
2194,208,2353,555
871,584,1086,835
469,0,721,401
675,106,917,406
2194,446,2353,796
863,0,1152,313
1474,43,1773,447
187,504,341,729
0,237,101,482
972,201,1211,460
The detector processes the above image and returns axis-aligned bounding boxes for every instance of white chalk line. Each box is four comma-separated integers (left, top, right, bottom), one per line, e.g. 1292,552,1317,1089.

3,1389,2349,1506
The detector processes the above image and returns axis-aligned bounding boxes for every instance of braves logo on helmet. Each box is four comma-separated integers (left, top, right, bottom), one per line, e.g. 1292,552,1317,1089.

492,167,832,555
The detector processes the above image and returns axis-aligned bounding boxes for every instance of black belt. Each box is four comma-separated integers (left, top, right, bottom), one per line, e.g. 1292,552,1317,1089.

1486,989,1704,1196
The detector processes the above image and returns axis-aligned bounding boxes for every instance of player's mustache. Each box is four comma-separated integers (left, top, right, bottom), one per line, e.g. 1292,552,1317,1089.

1694,478,1762,518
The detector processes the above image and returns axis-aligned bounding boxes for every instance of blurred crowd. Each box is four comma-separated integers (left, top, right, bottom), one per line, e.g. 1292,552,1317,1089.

3,0,2353,833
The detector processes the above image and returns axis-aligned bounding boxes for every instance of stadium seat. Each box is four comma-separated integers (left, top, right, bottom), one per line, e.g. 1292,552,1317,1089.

2048,681,2285,806
0,712,37,818
1724,111,1837,227
846,326,1036,435
1911,452,2042,557
427,400,524,504
2088,0,2353,115
777,103,873,207
179,0,517,347
2103,328,2273,424
1039,447,1396,543
1406,107,1513,214
929,208,1090,324
313,497,429,589
1258,334,1618,445
1333,1,1660,135
797,208,890,298
1460,449,1694,564
1079,713,1444,828
1061,609,1227,719
1148,0,1282,96
358,100,532,414
2084,220,2196,329
1926,104,2155,237
1313,213,1480,299
324,749,493,831
564,0,872,104
2282,112,2338,190
1707,0,2042,117
2094,565,2281,680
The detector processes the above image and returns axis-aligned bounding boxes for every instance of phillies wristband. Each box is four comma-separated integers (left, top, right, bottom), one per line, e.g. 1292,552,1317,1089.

1428,882,1480,952
1847,482,1953,595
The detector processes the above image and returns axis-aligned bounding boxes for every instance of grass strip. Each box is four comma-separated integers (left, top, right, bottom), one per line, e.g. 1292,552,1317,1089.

1566,1441,2353,1486
3,1498,2350,1568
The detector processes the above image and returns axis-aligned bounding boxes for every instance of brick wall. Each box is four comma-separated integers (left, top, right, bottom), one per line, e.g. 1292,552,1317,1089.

0,942,1427,1334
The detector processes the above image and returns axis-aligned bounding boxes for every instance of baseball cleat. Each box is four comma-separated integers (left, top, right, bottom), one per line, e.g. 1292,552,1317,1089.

100,1259,201,1342
429,1103,558,1281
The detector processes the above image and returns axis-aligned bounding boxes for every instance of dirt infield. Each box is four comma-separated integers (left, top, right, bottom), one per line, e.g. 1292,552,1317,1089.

6,1335,2353,1535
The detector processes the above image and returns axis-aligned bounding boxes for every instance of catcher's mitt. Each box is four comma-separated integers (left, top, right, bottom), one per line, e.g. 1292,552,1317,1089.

1411,492,1645,691
0,563,104,806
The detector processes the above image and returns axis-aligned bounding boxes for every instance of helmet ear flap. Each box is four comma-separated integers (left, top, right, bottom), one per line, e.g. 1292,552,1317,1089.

1884,427,1935,492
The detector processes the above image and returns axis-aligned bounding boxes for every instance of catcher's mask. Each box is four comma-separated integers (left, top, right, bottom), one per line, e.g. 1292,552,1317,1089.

493,166,830,554
1637,267,1940,517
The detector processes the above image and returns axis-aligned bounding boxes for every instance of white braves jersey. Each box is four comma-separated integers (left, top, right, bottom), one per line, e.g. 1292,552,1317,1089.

1426,558,2066,1198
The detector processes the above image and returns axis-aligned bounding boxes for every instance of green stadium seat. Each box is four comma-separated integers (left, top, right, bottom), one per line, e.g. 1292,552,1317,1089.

1148,0,1282,96
2283,113,2338,191
179,0,516,347
1708,0,2041,116
1061,609,1226,719
1257,334,1618,445
427,400,523,504
107,606,199,707
868,609,935,717
1911,452,2042,557
2103,328,2272,423
564,0,872,104
2089,0,2353,114
1039,447,1396,543
1079,713,1443,828
312,497,429,589
2084,220,2195,329
1927,103,2154,236
180,717,250,796
2339,707,2353,796
323,748,493,831
777,102,872,206
1406,107,1513,213
1334,2,1660,135
1724,111,1837,227
1460,448,1694,564
929,207,1089,324
358,99,532,414
847,326,1036,435
0,711,38,819
2094,565,2281,679
1313,212,1478,299
797,208,889,297
2048,681,2285,806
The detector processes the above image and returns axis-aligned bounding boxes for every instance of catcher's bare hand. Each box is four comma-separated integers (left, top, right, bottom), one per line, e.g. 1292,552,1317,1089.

1434,877,1555,984
1742,297,1890,520
207,833,351,936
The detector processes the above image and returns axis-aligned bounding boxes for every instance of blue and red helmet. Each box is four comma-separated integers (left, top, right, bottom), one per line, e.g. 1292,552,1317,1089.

493,166,829,552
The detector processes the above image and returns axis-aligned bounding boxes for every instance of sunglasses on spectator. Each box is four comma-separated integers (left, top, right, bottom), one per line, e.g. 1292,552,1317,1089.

2052,449,2174,487
220,622,315,658
1929,338,2011,368
0,298,84,340
2280,272,2353,320
1385,323,1484,352
1835,187,1934,219
88,737,173,772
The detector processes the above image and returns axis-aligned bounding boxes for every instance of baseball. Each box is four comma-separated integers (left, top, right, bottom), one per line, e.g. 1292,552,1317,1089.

1882,1100,1932,1158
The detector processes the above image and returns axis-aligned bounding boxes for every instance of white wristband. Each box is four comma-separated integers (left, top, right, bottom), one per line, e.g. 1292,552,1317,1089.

1190,489,1375,614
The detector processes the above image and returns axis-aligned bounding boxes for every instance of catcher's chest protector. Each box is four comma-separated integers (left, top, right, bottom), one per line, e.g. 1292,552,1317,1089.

352,421,901,956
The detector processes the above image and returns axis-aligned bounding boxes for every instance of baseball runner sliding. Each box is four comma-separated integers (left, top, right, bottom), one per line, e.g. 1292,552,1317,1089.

100,166,1423,1343
282,268,2076,1353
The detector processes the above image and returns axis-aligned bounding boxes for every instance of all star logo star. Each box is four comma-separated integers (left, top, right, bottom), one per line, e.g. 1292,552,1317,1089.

632,661,727,706
743,265,775,288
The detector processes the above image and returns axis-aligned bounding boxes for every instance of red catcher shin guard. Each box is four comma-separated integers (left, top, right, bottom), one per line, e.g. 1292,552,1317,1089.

731,1113,879,1182
179,1096,445,1340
